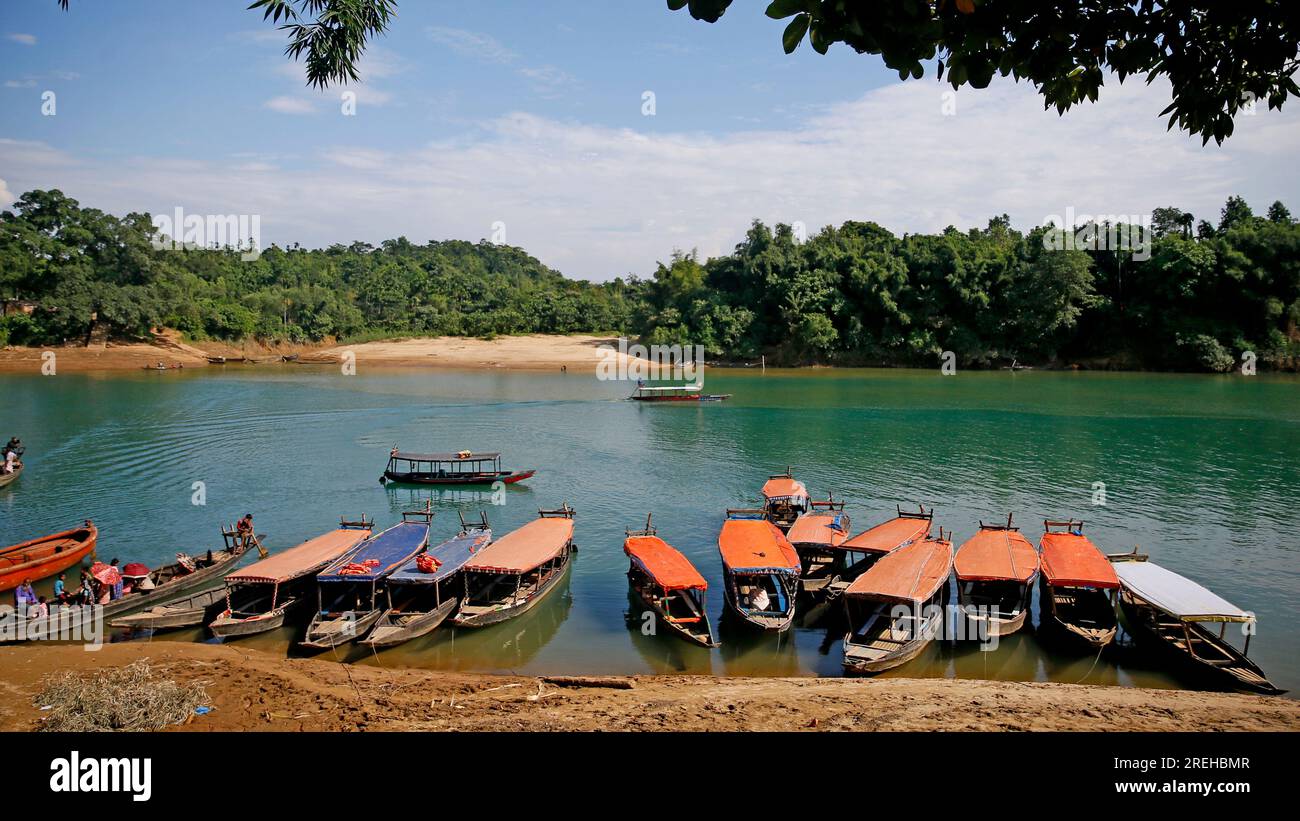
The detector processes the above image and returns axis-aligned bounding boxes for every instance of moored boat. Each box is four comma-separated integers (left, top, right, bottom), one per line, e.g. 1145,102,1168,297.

842,531,953,674
109,587,227,631
1,521,98,592
718,509,801,631
954,515,1040,638
301,505,435,649
786,496,850,595
1108,551,1284,695
1038,519,1119,649
623,513,718,648
453,505,576,627
209,518,373,638
360,512,492,648
380,450,535,486
0,462,22,489
819,505,934,601
760,468,809,532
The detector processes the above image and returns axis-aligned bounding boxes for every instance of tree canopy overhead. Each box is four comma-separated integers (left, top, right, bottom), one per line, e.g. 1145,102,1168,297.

668,0,1300,144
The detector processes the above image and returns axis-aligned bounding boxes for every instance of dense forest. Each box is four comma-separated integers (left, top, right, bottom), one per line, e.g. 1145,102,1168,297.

2,188,1297,371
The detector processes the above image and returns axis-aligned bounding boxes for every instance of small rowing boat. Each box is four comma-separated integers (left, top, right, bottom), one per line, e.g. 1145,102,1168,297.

453,505,576,627
380,450,535,486
361,513,492,648
954,515,1039,637
629,384,730,402
1108,551,1283,695
842,531,953,674
302,505,435,649
0,462,22,489
209,518,373,638
760,468,809,532
623,513,718,648
1,521,97,592
1038,519,1119,649
786,496,850,595
718,509,800,631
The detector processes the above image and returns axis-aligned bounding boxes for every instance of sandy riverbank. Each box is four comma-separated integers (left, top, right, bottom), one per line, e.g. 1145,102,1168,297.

1,642,1295,732
0,334,629,373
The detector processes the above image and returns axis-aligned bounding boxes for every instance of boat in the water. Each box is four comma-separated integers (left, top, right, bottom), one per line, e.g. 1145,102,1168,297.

629,384,730,402
954,515,1040,638
817,505,934,601
1,521,98,592
1038,519,1119,649
842,532,953,674
0,461,22,489
623,513,718,648
17,526,254,639
208,518,373,638
360,512,492,648
453,505,576,627
786,496,850,595
109,587,227,631
301,505,435,649
760,468,809,532
718,509,801,631
1108,550,1284,695
380,450,535,486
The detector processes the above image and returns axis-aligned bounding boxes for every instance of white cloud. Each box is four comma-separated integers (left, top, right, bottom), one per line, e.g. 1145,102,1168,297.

0,177,13,208
426,26,517,65
3,76,1298,280
6,33,36,46
263,95,317,115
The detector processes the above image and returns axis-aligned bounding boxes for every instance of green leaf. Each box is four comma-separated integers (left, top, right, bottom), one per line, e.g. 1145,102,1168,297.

782,14,809,54
765,0,806,19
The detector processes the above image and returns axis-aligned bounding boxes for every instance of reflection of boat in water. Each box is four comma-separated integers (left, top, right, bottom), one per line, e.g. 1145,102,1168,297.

954,515,1039,638
624,590,716,674
717,614,802,677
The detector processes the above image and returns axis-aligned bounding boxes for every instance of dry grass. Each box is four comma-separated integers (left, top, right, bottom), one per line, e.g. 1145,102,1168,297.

34,660,209,732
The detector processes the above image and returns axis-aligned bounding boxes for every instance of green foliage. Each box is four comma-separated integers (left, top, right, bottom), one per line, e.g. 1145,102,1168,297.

670,0,1300,145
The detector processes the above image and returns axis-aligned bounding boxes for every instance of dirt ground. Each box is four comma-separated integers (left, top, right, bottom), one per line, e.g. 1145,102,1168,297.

0,334,629,373
1,642,1295,732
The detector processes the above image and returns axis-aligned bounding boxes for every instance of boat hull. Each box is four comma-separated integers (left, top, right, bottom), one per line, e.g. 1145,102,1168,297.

110,587,227,631
300,607,387,649
0,464,21,488
360,596,459,648
956,577,1035,638
1039,577,1117,649
630,394,731,402
383,469,535,486
453,549,572,628
210,597,298,638
842,601,944,675
722,571,797,632
628,575,718,648
1,524,97,592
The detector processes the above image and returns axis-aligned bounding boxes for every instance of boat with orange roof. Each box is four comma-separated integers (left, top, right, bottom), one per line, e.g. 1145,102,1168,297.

760,467,809,532
718,509,801,631
623,513,718,647
954,514,1040,637
1038,519,1120,649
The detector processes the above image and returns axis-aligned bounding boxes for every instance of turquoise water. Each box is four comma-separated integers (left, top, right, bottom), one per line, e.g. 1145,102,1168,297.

2,365,1297,693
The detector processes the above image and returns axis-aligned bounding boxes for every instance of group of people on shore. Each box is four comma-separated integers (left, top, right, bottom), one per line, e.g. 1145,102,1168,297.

12,559,131,619
2,436,21,475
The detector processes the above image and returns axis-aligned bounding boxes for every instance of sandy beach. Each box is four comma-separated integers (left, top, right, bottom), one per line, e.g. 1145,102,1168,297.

1,642,1295,732
0,334,630,373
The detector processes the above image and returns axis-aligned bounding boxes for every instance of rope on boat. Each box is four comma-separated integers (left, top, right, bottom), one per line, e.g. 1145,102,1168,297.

1074,641,1106,684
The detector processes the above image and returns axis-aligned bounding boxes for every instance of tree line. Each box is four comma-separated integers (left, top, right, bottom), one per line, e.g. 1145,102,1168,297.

2,188,1296,372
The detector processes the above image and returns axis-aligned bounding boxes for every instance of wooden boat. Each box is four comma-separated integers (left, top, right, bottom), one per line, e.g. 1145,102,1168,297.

141,363,184,370
842,532,953,674
1109,551,1284,695
1038,519,1119,649
453,505,576,627
209,518,373,638
0,461,21,489
718,509,801,631
623,513,718,648
817,505,934,601
1,521,97,592
629,384,730,402
760,468,809,532
380,450,535,486
360,513,491,648
954,515,1040,638
109,587,227,631
17,527,254,639
301,505,434,649
787,496,850,594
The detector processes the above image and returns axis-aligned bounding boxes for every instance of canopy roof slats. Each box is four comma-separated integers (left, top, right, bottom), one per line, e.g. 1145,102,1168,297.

786,512,850,548
465,516,573,575
391,451,500,462
955,527,1040,582
718,518,800,574
842,516,931,554
317,521,429,582
389,528,491,585
624,535,708,591
226,527,371,585
845,537,953,602
1040,532,1119,589
761,477,808,500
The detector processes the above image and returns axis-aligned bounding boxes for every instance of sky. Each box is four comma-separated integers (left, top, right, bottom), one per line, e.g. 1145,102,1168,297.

2,0,1299,281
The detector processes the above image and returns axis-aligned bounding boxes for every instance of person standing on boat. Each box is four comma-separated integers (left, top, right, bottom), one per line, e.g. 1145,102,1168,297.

2,449,15,474
109,558,124,600
2,437,19,456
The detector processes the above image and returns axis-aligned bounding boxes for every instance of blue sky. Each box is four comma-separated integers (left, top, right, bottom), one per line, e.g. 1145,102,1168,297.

3,0,1299,279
